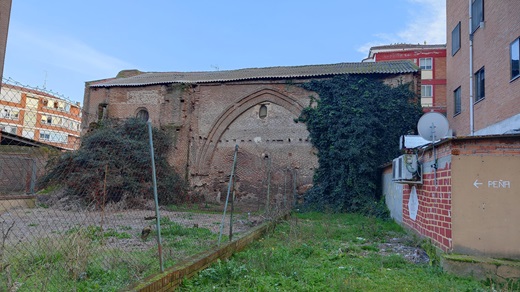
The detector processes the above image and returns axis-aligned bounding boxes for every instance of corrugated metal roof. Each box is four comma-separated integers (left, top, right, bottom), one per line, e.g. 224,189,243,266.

90,61,419,88
370,44,446,50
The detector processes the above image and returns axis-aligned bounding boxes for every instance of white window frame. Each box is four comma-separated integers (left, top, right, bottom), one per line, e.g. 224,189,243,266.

1,107,19,120
419,58,432,70
471,0,484,33
40,130,68,144
474,67,485,102
452,22,461,56
511,37,520,81
421,85,433,98
454,87,462,116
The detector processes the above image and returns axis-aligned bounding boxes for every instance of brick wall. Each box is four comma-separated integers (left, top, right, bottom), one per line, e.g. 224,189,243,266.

387,134,520,256
84,73,418,210
401,142,453,251
186,80,317,209
447,0,520,135
0,150,47,194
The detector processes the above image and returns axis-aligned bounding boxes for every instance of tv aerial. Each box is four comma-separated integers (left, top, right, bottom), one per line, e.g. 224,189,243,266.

416,112,450,186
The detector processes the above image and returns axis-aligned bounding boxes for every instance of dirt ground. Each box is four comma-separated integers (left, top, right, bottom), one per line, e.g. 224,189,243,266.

0,205,264,252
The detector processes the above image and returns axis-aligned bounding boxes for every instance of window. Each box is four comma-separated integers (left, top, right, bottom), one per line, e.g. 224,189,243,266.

454,87,462,116
259,104,267,119
471,0,484,33
136,109,149,121
26,97,39,108
452,22,461,56
0,124,17,134
53,117,62,126
421,85,433,97
474,67,485,102
39,131,50,141
511,37,520,80
40,130,68,143
98,103,108,121
1,108,19,120
41,115,53,124
419,58,432,70
56,102,65,111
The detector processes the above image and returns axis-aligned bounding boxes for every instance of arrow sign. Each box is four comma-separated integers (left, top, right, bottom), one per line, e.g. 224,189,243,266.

473,179,483,188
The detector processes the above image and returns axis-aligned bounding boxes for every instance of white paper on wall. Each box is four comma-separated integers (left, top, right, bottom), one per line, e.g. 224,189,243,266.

408,186,419,221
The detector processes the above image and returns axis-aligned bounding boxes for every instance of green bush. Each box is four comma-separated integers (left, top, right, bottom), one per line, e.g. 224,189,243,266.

38,118,186,207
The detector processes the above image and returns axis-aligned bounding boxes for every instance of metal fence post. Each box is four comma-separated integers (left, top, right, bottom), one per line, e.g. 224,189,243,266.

266,156,271,214
29,158,37,194
218,145,238,246
147,119,164,273
293,169,297,208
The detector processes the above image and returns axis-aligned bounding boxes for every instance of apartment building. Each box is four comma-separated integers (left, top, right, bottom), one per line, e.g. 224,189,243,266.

364,44,447,113
0,0,12,85
0,83,81,150
447,0,520,136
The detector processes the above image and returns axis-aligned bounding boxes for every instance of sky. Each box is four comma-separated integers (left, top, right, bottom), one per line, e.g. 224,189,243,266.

3,0,446,104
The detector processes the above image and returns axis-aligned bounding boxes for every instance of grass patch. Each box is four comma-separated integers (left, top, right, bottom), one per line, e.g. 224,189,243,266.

180,212,500,291
0,217,222,291
66,225,131,240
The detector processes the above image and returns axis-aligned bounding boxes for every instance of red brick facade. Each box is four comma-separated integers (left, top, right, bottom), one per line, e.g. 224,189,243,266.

402,143,453,251
365,44,447,114
0,83,82,150
447,0,520,136
84,69,419,210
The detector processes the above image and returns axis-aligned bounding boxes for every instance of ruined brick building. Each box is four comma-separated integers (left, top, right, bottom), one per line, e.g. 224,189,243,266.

83,61,419,209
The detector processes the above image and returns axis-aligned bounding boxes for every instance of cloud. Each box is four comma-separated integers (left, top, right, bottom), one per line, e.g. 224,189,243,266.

358,0,446,54
9,27,133,78
398,0,446,44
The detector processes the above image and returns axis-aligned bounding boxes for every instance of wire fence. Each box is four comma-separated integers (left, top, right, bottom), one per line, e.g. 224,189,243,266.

0,78,298,291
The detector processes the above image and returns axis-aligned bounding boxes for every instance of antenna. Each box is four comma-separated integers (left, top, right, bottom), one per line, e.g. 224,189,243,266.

417,112,449,142
43,70,48,89
417,112,450,187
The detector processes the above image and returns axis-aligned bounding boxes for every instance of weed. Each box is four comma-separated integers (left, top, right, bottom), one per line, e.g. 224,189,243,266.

381,254,408,269
361,244,379,252
66,225,131,240
421,239,440,267
37,184,60,194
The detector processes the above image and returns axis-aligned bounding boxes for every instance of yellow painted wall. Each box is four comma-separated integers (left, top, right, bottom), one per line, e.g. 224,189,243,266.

452,155,520,259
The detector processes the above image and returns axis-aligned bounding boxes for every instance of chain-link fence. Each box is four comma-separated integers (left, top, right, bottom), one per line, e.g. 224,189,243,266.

0,78,297,291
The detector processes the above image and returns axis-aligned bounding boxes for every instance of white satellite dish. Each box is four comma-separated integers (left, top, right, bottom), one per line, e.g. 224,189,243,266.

417,112,449,142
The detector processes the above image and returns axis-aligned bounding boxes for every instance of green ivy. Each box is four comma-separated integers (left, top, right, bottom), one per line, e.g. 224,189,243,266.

298,75,422,215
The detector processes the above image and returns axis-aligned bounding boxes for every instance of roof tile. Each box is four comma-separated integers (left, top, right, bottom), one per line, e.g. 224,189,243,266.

90,61,418,87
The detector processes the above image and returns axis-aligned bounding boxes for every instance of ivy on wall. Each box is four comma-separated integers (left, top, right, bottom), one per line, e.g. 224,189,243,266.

298,75,422,215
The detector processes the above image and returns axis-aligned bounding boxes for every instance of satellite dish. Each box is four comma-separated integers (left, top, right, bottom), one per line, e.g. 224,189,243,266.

417,112,449,142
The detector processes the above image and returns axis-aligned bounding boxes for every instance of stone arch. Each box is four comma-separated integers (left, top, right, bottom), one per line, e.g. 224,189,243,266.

194,88,306,173
135,107,149,121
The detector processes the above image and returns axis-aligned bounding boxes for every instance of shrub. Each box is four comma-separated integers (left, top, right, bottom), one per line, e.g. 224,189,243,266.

38,118,186,207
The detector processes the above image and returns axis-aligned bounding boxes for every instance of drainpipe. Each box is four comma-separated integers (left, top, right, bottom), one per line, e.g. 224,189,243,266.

468,0,475,135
